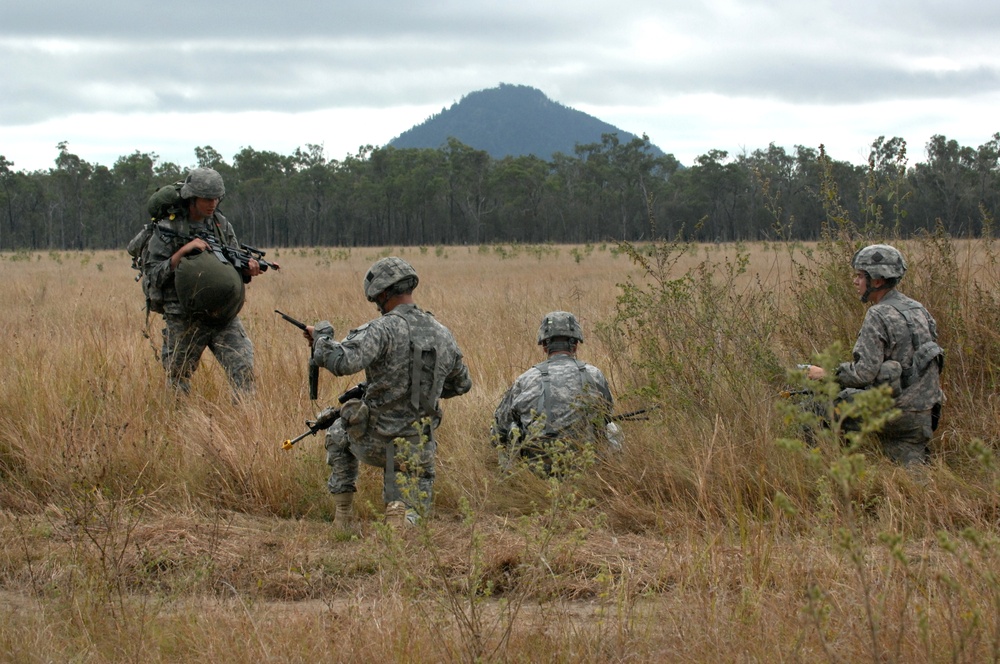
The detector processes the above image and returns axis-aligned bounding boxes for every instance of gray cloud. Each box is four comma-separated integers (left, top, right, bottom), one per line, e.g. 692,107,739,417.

2,1,999,168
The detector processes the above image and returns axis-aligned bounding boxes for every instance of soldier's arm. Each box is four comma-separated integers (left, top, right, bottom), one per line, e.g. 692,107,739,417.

312,320,386,377
441,352,472,399
835,310,889,388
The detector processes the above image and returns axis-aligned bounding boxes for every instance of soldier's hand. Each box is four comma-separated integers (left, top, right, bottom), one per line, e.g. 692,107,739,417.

805,365,826,380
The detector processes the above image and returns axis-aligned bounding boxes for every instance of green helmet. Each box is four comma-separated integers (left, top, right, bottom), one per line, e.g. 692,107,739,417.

537,311,584,345
363,257,419,302
180,167,226,200
852,244,907,281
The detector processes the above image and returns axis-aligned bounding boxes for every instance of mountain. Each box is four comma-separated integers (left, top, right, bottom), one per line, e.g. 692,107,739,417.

388,83,664,160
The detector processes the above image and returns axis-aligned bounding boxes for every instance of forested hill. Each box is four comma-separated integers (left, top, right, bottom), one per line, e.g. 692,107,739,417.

389,83,665,159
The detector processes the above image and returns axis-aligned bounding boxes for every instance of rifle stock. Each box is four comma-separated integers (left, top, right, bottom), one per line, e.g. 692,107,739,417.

281,384,367,450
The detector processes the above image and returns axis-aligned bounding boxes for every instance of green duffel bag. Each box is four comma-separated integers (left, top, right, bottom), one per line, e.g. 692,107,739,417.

175,250,245,325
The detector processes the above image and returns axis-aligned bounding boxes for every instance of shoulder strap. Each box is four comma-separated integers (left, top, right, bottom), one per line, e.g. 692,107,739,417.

532,357,594,434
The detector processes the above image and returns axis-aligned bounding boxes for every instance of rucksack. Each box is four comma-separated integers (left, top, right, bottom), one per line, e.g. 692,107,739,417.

127,181,187,313
127,222,163,314
147,181,186,222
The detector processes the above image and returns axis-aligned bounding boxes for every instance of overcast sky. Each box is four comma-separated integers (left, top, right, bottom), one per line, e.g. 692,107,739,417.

2,1,998,172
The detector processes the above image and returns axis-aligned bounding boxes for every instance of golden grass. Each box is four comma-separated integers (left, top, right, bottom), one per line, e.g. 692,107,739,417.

0,241,998,662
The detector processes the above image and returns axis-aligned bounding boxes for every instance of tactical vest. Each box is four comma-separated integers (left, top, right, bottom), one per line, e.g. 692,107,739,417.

881,295,944,390
529,356,603,439
385,307,452,428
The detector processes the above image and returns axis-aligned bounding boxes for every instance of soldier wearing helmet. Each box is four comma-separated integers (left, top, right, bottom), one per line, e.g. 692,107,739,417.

805,244,944,465
140,167,279,396
305,257,472,529
492,311,617,476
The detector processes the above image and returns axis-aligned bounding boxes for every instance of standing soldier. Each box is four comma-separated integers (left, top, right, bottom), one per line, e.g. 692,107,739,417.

131,167,278,396
804,244,944,465
305,257,472,529
492,311,618,475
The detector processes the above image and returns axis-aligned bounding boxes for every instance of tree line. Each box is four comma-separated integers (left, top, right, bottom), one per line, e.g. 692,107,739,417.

0,132,998,251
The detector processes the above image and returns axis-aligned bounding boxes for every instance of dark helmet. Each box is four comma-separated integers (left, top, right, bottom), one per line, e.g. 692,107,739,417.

851,244,907,281
363,257,419,302
180,167,226,200
537,311,584,345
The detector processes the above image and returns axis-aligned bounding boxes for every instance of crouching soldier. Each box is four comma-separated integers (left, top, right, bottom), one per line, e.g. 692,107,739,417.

492,311,618,476
305,257,472,529
804,244,944,466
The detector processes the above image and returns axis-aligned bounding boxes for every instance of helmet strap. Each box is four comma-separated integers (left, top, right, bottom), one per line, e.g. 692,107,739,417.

860,275,889,303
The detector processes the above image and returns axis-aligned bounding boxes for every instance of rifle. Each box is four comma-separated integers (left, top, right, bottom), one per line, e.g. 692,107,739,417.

156,224,278,283
612,407,655,422
275,309,320,400
281,383,367,450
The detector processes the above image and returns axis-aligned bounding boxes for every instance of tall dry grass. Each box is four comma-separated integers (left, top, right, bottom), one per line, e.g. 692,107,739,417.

0,239,997,662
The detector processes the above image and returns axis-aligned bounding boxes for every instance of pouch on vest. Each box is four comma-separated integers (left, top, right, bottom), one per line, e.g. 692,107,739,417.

174,250,245,325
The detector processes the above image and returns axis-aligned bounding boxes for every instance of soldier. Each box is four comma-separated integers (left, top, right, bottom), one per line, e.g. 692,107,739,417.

804,244,944,465
305,257,472,529
138,167,278,396
492,311,618,475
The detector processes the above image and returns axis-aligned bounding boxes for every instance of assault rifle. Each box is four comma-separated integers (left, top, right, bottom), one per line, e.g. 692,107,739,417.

156,224,278,282
281,383,367,450
612,407,655,422
275,310,320,400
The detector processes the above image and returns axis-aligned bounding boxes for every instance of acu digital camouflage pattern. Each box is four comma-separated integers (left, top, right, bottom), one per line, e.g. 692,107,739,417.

834,288,944,465
493,355,613,449
143,207,256,395
144,212,241,315
161,314,254,394
180,167,226,200
311,303,472,503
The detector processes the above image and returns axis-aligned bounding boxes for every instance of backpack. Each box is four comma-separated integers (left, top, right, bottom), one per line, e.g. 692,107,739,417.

127,181,188,314
147,181,186,222
126,222,163,314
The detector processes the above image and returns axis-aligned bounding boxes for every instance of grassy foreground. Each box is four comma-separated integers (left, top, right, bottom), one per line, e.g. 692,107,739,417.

0,238,998,663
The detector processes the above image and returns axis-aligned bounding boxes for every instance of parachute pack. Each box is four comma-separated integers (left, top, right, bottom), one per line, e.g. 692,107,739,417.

127,182,248,324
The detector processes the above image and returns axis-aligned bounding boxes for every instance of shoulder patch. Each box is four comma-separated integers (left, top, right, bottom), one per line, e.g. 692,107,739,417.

345,322,371,340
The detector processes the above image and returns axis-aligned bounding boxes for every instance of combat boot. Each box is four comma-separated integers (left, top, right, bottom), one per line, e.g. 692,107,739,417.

385,500,418,530
332,492,354,531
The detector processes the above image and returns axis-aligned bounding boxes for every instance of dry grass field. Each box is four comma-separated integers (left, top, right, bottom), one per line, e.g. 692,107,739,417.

0,238,998,662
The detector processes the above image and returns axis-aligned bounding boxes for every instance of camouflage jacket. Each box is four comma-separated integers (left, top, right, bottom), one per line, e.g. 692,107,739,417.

311,303,472,438
493,354,613,445
144,211,240,316
836,289,944,411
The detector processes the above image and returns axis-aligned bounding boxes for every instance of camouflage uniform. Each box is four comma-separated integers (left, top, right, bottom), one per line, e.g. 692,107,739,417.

312,303,472,509
835,289,944,465
493,310,615,478
144,199,254,395
493,355,613,452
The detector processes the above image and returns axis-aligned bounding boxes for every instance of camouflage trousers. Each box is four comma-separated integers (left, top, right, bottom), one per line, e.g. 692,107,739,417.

875,409,933,466
802,392,932,466
324,419,436,512
161,314,255,395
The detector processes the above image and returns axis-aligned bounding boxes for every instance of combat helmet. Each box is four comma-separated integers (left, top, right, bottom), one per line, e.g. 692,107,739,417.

537,311,584,345
363,257,419,302
180,167,226,200
851,244,907,281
